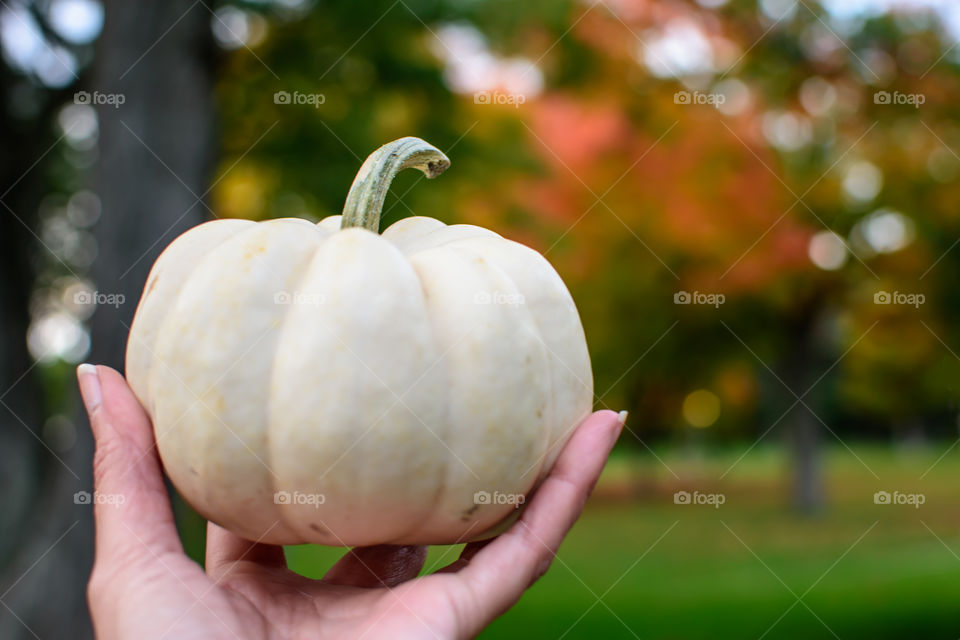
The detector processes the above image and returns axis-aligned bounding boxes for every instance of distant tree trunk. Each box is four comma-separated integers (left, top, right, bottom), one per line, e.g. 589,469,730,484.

783,296,825,514
0,64,96,640
788,385,822,513
91,0,217,370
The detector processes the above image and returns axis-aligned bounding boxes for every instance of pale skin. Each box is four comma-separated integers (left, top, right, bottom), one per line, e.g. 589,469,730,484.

78,364,625,640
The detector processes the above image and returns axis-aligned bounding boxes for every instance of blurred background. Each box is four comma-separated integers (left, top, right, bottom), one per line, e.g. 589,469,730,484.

2,0,960,637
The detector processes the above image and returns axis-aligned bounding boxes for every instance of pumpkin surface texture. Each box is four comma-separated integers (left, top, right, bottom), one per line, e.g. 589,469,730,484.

126,137,593,546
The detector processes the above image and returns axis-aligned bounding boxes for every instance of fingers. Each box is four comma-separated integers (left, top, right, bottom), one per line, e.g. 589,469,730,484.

433,539,493,575
78,364,183,565
205,522,287,579
450,410,625,627
323,545,428,588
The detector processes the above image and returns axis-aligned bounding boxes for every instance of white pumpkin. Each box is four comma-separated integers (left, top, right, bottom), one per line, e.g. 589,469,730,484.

126,137,593,546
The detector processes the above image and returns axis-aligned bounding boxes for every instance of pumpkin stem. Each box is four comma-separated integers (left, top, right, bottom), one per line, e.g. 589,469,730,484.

340,137,450,232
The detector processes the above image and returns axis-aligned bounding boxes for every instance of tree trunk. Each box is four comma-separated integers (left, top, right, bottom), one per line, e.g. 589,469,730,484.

788,388,823,513
91,0,217,370
783,299,825,514
0,2,215,638
0,61,97,639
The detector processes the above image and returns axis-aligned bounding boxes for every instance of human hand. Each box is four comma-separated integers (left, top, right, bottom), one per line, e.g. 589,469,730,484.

78,363,625,639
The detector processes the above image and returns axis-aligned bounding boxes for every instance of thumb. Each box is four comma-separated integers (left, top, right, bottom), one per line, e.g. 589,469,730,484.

78,364,182,565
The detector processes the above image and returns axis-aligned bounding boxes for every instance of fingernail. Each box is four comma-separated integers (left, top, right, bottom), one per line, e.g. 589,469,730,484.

77,364,101,413
617,410,629,426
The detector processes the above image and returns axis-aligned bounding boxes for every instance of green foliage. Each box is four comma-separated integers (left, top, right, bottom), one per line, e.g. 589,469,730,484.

213,1,960,441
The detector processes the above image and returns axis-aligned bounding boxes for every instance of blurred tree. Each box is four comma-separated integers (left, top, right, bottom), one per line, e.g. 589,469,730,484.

1,0,215,637
209,0,960,512
90,0,216,368
0,4,95,637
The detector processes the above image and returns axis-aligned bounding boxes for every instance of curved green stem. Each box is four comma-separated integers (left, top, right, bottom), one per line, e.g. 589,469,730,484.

341,137,450,232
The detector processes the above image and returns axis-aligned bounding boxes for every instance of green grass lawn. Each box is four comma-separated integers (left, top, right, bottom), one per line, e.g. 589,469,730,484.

190,442,960,638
